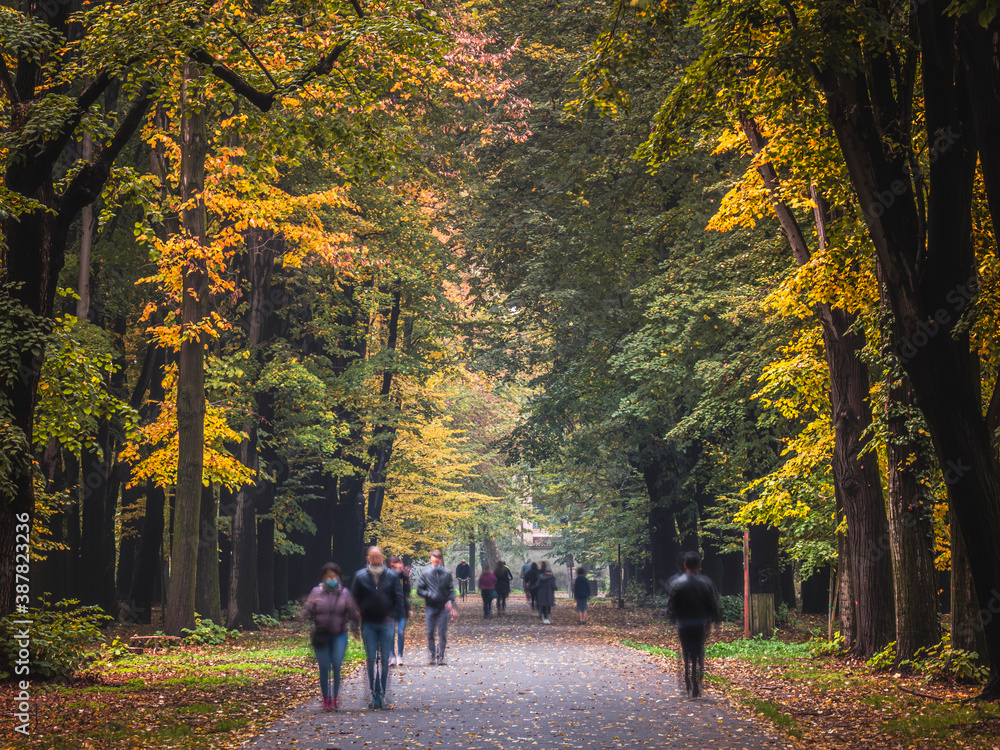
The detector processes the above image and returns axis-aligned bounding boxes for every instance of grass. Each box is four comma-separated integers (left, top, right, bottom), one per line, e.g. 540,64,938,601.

705,636,813,664
745,698,803,738
621,639,680,659
881,701,1000,742
3,623,366,750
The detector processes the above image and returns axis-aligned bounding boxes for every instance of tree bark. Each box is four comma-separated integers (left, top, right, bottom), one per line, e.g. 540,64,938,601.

165,60,209,636
195,482,222,624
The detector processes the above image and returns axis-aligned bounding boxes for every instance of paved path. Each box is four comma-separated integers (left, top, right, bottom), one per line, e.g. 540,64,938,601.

245,599,788,750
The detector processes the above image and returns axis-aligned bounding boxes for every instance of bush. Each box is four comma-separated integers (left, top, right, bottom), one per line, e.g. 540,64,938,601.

181,614,238,645
866,641,897,670
279,601,301,620
252,613,280,629
102,637,133,662
808,629,846,657
0,597,112,680
899,634,988,683
719,595,744,622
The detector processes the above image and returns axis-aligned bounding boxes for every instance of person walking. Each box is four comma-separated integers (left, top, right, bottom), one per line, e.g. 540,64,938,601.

521,561,532,603
417,549,458,665
533,561,557,624
524,562,540,611
666,551,722,698
303,562,360,711
350,546,405,709
455,558,472,601
573,566,591,624
494,560,513,615
388,555,411,667
478,565,497,618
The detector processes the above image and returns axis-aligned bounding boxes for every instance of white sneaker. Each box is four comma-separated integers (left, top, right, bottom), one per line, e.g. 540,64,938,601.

388,655,396,667
397,656,404,666
543,618,551,624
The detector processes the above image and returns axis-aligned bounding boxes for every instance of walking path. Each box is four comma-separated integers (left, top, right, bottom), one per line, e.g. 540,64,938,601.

245,598,789,750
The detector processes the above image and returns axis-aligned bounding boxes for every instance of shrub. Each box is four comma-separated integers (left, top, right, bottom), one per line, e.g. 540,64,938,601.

866,641,897,671
279,601,301,620
808,630,846,657
181,614,238,645
102,637,133,662
719,595,744,622
899,634,988,683
0,597,112,680
252,613,280,629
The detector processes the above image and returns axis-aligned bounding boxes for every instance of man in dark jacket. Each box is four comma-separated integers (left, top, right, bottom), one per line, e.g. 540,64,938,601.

351,546,405,708
455,559,472,600
417,549,457,665
666,551,722,698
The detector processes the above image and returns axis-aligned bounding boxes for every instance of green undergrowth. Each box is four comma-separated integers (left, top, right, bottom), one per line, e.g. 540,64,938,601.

706,636,813,663
621,639,680,659
11,624,365,750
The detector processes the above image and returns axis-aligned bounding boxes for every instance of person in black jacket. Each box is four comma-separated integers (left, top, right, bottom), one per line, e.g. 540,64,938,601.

494,560,513,616
388,555,412,667
572,566,591,624
455,559,472,601
524,562,540,610
666,551,722,698
350,546,405,709
417,549,457,665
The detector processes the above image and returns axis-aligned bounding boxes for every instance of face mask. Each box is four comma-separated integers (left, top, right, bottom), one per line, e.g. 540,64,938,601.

324,578,340,589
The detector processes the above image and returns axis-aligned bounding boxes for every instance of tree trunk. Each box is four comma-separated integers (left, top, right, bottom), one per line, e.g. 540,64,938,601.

165,60,209,636
128,481,165,625
951,508,988,658
195,482,222,624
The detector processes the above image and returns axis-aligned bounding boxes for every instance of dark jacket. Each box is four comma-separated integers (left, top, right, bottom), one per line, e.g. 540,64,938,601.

533,571,557,608
573,575,590,601
455,561,472,579
495,565,513,596
303,584,360,645
398,568,413,617
524,567,539,592
350,567,405,623
418,564,456,608
666,572,722,626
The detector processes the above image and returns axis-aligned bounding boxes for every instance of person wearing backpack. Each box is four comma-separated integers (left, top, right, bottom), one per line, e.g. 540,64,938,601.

350,546,405,709
417,549,457,664
303,562,360,711
572,566,591,624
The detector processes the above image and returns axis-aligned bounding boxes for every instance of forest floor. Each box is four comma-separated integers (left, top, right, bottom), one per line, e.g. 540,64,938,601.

583,601,1000,750
1,598,997,749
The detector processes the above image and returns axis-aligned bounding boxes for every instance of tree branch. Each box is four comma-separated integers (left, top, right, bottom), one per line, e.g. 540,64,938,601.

60,84,155,215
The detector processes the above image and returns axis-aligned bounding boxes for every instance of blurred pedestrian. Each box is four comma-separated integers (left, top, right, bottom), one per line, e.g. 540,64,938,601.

573,566,591,624
350,546,405,709
524,562,540,610
494,560,513,615
303,562,360,711
478,565,497,618
666,551,721,698
388,555,411,666
456,558,472,601
533,561,557,624
417,549,458,665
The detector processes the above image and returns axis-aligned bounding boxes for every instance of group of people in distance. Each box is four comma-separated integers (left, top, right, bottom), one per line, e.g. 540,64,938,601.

303,546,718,712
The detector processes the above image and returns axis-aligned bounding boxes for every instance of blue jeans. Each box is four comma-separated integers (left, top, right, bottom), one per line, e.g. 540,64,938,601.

361,620,394,698
426,606,449,658
314,632,348,699
392,618,406,657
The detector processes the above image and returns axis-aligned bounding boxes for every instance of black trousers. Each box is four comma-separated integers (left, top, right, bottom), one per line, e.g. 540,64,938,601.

677,623,707,694
481,592,493,617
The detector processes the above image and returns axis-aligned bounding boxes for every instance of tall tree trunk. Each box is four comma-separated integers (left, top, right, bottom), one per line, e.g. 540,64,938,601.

738,115,892,656
128,481,166,625
166,60,209,636
951,509,988,658
196,482,222,624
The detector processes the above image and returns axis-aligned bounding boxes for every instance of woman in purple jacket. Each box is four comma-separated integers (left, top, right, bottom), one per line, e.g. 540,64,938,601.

303,562,360,711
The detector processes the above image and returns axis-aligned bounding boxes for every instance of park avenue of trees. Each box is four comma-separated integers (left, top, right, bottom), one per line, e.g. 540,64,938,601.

3,0,1000,708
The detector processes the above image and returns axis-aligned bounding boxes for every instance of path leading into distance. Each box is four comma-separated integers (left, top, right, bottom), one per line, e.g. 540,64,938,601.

245,598,788,750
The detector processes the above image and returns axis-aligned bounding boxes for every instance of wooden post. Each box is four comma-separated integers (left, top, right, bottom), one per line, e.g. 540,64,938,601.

744,529,750,639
